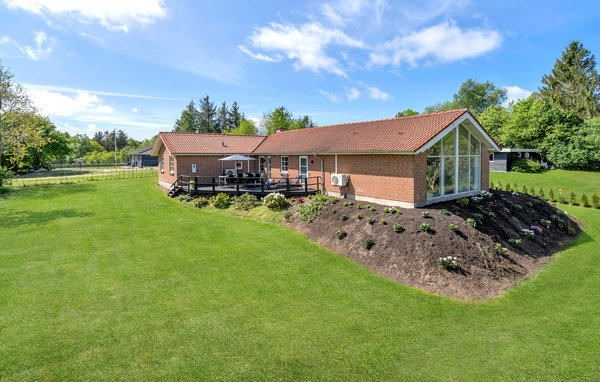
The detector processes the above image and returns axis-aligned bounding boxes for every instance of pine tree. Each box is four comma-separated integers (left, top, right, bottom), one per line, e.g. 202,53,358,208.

173,100,200,133
228,101,242,130
540,41,600,119
198,95,217,133
216,101,229,133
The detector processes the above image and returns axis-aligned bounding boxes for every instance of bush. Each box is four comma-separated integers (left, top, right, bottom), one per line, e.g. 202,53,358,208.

521,185,528,194
393,223,404,233
336,228,347,240
420,223,430,231
540,219,551,228
514,204,523,211
263,192,289,211
341,214,348,221
384,207,389,213
440,209,450,216
332,207,336,214
438,256,458,270
508,238,521,248
232,193,260,210
466,218,476,227
473,213,484,223
548,188,555,202
493,243,504,255
356,204,362,210
421,211,430,218
569,192,577,205
489,180,495,190
529,186,535,195
503,207,511,214
364,237,375,250
497,181,503,190
580,193,588,207
283,211,292,220
210,193,231,208
592,193,600,209
356,213,362,219
0,185,10,194
538,187,545,199
504,183,512,192
381,219,387,225
449,224,459,232
511,158,544,173
456,198,469,207
567,223,577,236
558,189,565,204
367,217,375,225
193,197,209,208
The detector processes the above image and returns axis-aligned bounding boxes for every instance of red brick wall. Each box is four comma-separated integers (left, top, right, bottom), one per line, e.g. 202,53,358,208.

481,146,489,191
157,145,177,186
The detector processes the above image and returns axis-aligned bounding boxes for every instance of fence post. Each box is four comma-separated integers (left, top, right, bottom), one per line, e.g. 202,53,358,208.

261,178,264,195
286,178,290,196
305,177,308,193
236,177,240,195
212,177,216,193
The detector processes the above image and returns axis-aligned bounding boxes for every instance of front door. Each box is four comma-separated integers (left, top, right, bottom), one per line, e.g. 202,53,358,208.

299,156,308,179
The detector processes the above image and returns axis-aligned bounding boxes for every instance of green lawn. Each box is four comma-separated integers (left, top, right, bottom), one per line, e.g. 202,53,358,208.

1,178,599,380
491,169,600,196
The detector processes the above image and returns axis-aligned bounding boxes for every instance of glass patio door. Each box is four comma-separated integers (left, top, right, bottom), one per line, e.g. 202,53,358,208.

299,156,308,179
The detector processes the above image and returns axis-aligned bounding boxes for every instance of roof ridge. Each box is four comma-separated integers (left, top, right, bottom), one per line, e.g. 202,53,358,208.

158,131,267,138
270,108,468,134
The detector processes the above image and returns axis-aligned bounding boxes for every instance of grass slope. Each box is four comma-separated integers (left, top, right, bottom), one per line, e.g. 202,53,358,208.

491,169,600,196
1,178,599,380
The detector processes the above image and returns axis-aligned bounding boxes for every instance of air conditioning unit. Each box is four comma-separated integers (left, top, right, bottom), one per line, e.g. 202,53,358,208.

331,174,349,186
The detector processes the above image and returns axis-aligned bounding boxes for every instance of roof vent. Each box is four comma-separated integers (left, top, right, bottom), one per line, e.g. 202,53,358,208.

274,128,286,133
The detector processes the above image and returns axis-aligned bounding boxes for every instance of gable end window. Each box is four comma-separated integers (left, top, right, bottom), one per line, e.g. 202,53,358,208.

281,156,289,172
160,156,164,172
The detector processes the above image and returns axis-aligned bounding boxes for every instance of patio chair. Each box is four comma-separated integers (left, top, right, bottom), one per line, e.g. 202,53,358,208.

272,173,290,190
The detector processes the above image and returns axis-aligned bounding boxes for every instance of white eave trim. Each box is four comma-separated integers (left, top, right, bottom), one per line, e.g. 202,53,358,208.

250,151,415,156
500,148,542,153
150,136,163,156
415,113,501,154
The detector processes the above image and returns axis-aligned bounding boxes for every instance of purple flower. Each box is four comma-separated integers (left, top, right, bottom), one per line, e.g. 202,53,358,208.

530,225,543,233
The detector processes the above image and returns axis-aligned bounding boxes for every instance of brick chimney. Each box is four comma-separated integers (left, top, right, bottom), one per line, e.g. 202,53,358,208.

274,128,286,133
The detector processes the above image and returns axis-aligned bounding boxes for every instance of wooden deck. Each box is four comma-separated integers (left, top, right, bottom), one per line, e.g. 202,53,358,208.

180,184,319,197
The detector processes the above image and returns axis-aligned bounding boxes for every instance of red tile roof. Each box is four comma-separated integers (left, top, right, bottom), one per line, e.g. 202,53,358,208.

253,109,470,154
154,132,266,154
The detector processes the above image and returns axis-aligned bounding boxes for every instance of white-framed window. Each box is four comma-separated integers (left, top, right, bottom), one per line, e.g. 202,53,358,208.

267,156,272,178
160,156,164,172
259,156,265,174
299,156,308,179
192,164,197,173
235,161,243,170
524,152,530,158
426,124,481,199
281,156,289,172
489,153,494,162
169,155,174,174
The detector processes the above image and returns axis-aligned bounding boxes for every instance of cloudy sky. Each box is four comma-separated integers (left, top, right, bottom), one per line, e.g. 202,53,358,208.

1,0,599,139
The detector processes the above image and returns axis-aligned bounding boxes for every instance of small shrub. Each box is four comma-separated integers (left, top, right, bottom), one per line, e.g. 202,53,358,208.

473,213,483,223
529,186,535,195
456,198,469,207
508,238,521,248
493,243,504,255
451,205,460,212
525,201,533,208
513,182,519,192
497,181,503,190
514,204,523,211
569,192,577,205
503,207,510,214
567,223,577,236
580,193,588,207
332,207,336,214
489,180,495,190
440,209,450,216
367,204,375,211
486,211,496,218
511,158,544,173
336,228,347,240
504,183,512,192
263,192,289,210
210,193,231,209
420,223,430,232
343,201,348,207
540,219,551,228
393,223,404,233
381,219,387,225
341,214,348,221
193,197,209,208
282,210,292,220
396,209,402,215
466,218,476,227
558,189,565,204
232,193,260,210
364,237,375,250
356,204,362,210
521,185,528,194
384,207,389,213
421,211,430,218
548,188,555,202
592,193,600,209
367,217,375,225
520,228,534,239
538,187,545,199
438,256,458,270
356,213,362,219
448,223,459,232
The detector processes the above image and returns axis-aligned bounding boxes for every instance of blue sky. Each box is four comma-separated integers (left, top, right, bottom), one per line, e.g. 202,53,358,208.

1,0,599,140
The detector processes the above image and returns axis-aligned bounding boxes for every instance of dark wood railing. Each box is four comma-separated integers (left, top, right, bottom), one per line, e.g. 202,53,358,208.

172,175,321,197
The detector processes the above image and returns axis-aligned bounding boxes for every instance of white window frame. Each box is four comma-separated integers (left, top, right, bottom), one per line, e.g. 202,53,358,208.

235,161,243,170
169,155,174,175
160,155,164,173
280,156,289,172
267,156,272,178
489,153,494,162
426,125,481,201
299,156,308,179
192,164,197,173
259,156,265,173
524,152,530,158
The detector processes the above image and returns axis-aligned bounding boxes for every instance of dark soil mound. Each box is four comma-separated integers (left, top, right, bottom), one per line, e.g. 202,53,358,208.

288,191,580,300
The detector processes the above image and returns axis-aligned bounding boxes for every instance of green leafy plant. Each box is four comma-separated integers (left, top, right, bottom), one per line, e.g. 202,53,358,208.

343,201,348,207
592,193,600,209
332,207,336,213
263,192,289,211
193,197,209,208
503,207,510,214
210,193,231,209
296,193,331,222
395,209,402,215
514,204,523,211
511,158,544,173
364,237,375,250
440,209,450,216
548,188,555,202
529,186,535,195
521,185,528,194
580,193,589,207
448,224,459,232
336,228,347,240
341,214,348,221
420,223,430,232
525,201,533,208
504,183,512,192
473,213,484,223
232,193,260,210
569,191,577,205
540,219,551,228
381,219,387,225
356,204,362,210
422,211,430,218
367,217,375,225
508,238,521,248
438,256,458,270
356,213,362,219
384,207,389,213
486,211,496,218
567,223,577,236
466,218,476,227
513,182,519,192
282,210,292,220
494,243,504,255
538,187,545,199
456,198,469,207
393,223,404,233
489,180,495,190
497,181,503,190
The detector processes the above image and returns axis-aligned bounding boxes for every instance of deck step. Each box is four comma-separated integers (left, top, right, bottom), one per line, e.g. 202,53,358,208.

166,186,183,198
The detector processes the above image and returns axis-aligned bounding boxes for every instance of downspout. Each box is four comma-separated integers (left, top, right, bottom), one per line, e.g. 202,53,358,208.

313,153,326,195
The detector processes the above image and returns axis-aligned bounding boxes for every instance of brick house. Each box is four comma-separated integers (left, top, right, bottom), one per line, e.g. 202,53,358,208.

151,109,500,208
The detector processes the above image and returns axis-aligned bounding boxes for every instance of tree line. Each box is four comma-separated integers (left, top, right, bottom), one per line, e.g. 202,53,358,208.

172,96,316,136
395,41,600,171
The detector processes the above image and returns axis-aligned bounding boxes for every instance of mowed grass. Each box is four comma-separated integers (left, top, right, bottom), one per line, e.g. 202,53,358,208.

491,169,600,196
1,178,599,380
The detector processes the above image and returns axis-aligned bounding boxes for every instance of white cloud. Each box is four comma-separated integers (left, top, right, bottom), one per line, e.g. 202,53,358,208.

4,0,167,32
347,87,360,101
0,30,56,60
503,85,532,106
321,0,386,27
238,45,282,62
367,86,389,100
24,83,184,101
244,22,364,77
79,32,105,44
318,89,340,102
131,107,138,113
27,89,113,117
369,20,502,67
87,123,97,131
